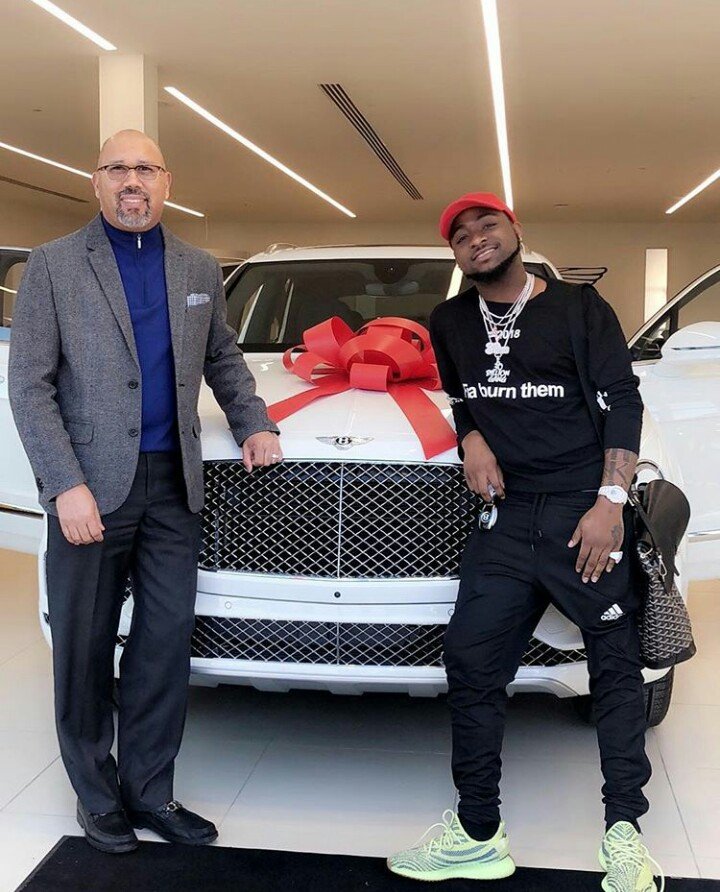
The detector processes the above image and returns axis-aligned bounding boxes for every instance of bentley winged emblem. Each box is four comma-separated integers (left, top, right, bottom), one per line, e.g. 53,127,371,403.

316,436,374,451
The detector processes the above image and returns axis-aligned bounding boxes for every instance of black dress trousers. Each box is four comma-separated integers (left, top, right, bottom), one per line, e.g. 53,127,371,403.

46,452,201,814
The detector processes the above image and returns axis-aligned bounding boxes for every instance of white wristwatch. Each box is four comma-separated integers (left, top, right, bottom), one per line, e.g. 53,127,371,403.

598,485,628,505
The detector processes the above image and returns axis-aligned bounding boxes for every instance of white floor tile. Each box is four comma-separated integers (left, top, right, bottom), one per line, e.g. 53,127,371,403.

0,644,55,734
0,813,80,892
0,547,714,882
3,758,75,817
0,628,39,670
0,731,59,810
186,685,453,753
511,845,601,873
0,550,38,603
504,694,663,765
173,735,269,824
0,551,42,668
654,704,720,771
697,857,720,880
500,756,695,863
687,583,720,623
219,743,456,857
665,767,720,860
656,855,702,879
691,619,720,657
673,654,720,706
4,736,268,827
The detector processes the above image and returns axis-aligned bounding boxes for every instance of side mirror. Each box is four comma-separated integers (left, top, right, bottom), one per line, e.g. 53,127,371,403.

631,334,665,362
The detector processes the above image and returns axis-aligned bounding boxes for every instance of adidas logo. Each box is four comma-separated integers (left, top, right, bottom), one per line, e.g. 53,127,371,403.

601,603,624,622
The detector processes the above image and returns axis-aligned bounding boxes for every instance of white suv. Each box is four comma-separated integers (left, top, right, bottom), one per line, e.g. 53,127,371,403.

2,243,708,726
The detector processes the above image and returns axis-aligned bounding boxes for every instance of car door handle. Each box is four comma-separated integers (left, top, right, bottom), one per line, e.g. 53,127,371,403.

670,344,720,352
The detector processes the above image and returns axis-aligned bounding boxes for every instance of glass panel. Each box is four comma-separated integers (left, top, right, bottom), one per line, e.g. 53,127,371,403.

677,278,720,328
631,269,720,361
1,260,26,329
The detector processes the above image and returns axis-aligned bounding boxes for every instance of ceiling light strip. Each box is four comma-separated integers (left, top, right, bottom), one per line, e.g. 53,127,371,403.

26,0,116,51
0,140,90,179
666,168,720,214
0,140,205,218
480,0,514,210
165,199,204,218
164,86,356,218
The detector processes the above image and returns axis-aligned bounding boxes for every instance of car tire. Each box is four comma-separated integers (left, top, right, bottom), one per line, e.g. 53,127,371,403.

573,666,675,728
643,667,675,728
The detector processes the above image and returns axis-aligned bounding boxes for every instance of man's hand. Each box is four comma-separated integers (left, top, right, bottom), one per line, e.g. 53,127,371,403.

56,484,105,546
242,431,283,472
568,498,624,583
462,431,505,501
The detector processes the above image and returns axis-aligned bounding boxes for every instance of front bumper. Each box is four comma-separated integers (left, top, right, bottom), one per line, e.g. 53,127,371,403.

38,563,670,697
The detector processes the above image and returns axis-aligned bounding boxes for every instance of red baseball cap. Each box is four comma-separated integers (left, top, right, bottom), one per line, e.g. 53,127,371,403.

439,192,517,241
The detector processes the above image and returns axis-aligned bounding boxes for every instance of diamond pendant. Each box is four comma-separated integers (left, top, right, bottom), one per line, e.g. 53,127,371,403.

486,358,510,383
485,340,509,357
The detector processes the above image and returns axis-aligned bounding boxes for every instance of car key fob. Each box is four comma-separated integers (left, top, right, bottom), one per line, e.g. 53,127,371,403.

478,500,498,530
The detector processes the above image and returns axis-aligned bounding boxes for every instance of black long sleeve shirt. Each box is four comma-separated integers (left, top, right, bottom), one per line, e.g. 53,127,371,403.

429,282,643,493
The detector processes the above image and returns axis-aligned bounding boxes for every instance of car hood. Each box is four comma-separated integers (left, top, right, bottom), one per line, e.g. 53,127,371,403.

198,352,459,463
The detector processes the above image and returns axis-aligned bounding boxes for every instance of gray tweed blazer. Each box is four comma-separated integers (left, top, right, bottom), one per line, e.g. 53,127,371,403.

8,214,277,515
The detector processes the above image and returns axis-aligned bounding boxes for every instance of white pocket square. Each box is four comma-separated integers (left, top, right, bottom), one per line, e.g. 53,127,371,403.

187,292,211,307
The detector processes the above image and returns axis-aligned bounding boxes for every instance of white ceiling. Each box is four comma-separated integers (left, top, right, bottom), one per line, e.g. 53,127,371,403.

2,0,719,228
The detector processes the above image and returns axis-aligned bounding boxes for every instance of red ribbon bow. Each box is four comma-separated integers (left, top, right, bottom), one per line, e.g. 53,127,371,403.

267,317,457,459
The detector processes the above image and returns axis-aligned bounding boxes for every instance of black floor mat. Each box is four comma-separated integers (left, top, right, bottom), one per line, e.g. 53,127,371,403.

16,836,720,892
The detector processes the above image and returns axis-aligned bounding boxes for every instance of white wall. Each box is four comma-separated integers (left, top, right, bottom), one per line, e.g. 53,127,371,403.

0,183,89,247
4,181,719,338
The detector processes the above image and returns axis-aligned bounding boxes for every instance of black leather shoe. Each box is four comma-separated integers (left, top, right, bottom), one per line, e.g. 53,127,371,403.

128,800,218,845
76,800,138,854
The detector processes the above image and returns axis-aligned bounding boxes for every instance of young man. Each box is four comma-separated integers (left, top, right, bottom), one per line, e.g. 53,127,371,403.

388,193,660,891
9,130,281,853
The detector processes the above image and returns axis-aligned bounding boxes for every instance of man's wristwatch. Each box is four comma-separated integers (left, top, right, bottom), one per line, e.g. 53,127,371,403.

598,485,628,506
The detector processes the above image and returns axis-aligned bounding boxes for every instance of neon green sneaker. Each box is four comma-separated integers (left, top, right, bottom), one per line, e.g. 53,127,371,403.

387,809,516,882
599,822,664,892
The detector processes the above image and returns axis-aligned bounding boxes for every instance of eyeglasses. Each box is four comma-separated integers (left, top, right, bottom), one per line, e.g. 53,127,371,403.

96,164,167,183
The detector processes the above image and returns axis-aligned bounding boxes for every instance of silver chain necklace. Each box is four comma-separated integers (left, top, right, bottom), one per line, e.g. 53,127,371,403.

477,273,535,383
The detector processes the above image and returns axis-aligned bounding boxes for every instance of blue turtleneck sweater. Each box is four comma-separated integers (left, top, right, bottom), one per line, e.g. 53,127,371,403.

102,216,179,453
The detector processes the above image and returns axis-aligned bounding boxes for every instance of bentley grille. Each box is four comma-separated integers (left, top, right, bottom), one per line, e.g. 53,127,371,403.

114,592,588,669
198,460,477,579
111,460,591,669
115,620,586,668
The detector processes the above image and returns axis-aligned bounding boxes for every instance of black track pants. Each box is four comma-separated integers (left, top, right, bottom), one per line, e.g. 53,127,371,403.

443,490,651,830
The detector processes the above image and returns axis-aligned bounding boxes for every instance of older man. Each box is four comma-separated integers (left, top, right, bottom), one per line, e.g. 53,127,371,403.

9,130,282,853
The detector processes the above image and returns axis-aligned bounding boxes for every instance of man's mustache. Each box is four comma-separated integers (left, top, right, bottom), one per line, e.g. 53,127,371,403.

118,188,150,202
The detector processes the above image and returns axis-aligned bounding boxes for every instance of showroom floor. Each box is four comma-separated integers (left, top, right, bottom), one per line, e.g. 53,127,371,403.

0,549,718,891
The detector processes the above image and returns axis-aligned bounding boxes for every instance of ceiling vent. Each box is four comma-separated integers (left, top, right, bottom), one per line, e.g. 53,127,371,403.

0,174,88,204
319,83,423,200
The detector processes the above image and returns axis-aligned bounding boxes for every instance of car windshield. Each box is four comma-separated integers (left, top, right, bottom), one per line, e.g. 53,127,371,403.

225,258,456,351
